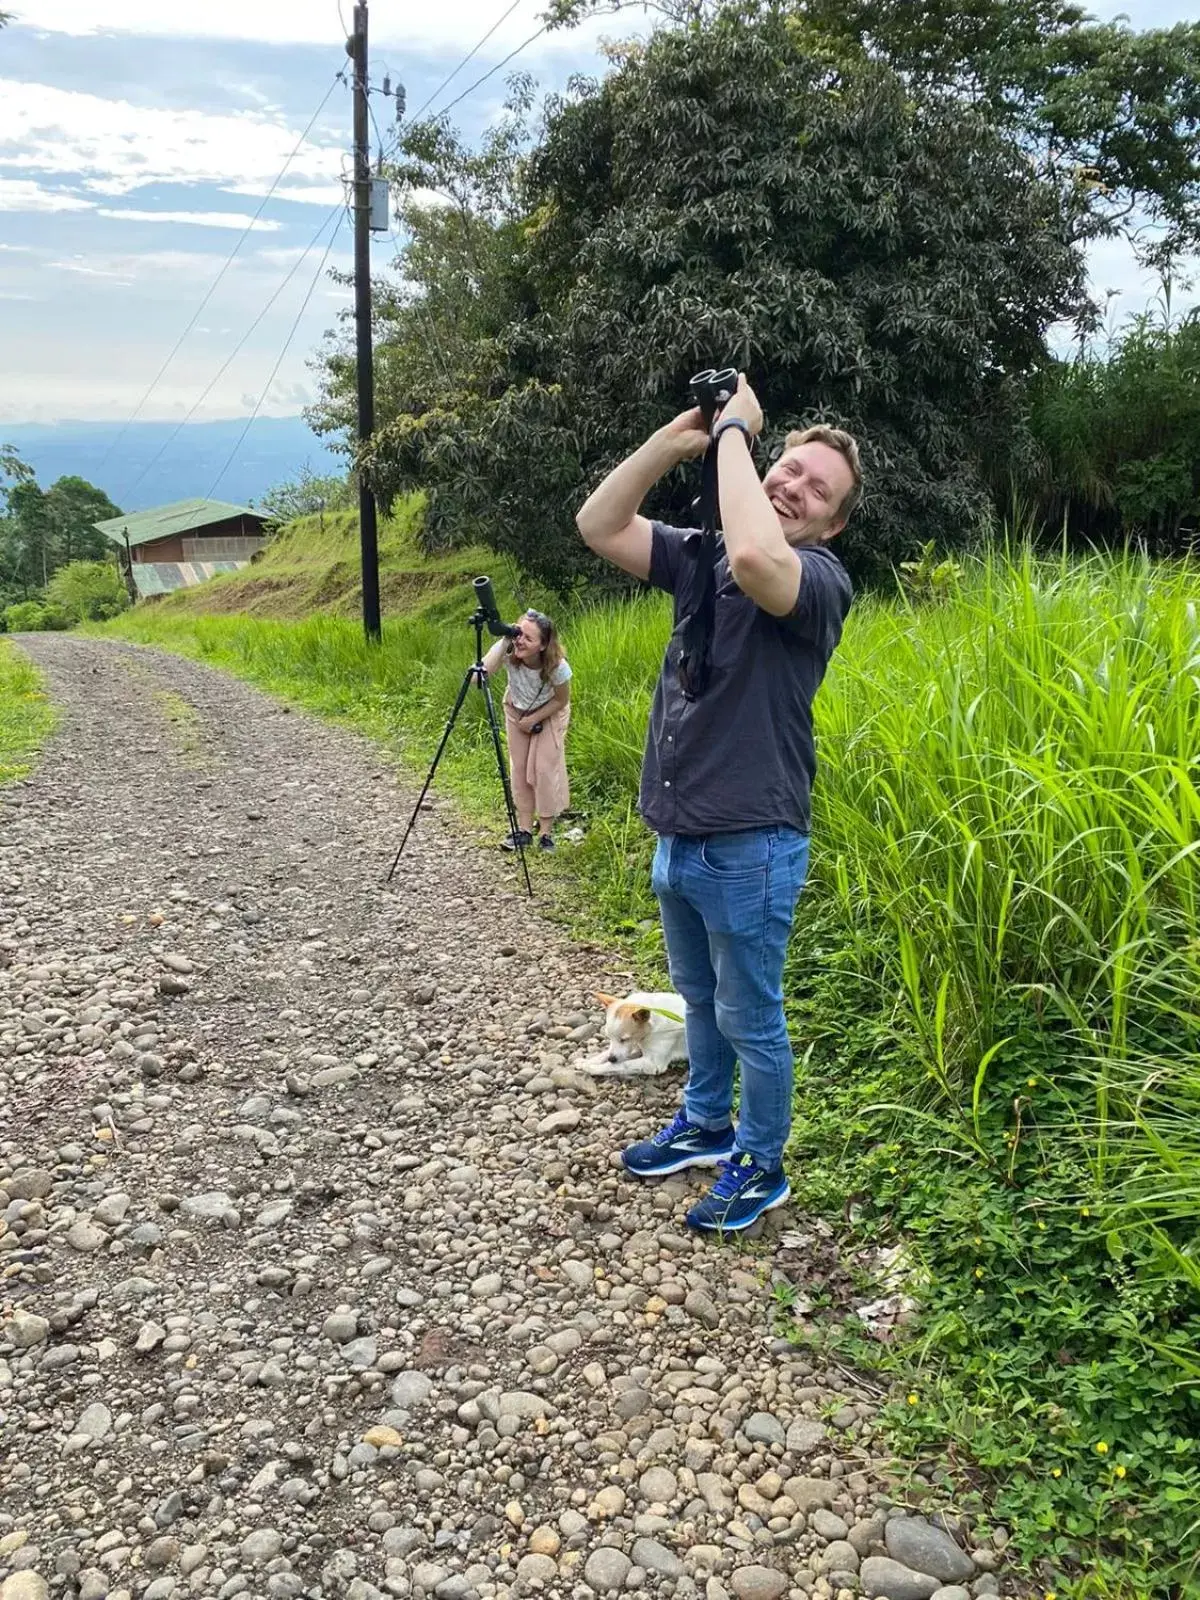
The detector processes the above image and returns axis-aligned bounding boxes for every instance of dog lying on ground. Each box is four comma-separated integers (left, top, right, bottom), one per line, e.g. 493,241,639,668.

577,990,688,1078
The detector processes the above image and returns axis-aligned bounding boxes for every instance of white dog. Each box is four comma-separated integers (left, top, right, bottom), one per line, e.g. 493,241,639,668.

579,991,689,1078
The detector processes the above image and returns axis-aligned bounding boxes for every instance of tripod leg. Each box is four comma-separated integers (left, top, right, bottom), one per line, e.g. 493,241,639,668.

386,667,475,883
479,674,534,899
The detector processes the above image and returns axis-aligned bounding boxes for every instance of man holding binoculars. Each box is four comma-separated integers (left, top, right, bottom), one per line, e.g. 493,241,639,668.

577,373,862,1233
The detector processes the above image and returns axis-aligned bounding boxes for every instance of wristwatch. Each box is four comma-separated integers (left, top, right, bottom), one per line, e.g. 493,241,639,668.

714,417,754,447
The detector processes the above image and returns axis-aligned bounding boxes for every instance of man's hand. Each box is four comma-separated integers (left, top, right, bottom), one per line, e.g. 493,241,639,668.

716,373,764,439
660,406,711,463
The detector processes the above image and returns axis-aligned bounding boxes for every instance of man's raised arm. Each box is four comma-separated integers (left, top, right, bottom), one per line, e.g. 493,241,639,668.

576,410,710,581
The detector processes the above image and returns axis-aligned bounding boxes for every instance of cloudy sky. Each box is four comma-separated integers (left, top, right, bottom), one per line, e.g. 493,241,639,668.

0,0,1194,428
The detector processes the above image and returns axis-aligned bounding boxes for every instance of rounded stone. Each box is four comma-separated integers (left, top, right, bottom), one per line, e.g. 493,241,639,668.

638,1466,677,1504
729,1566,788,1600
240,1529,284,1565
584,1548,632,1593
516,1553,557,1584
632,1538,682,1578
743,1412,785,1447
884,1520,975,1584
0,1579,49,1600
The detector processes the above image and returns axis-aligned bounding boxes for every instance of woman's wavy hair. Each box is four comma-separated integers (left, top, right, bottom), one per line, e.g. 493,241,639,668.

524,609,563,682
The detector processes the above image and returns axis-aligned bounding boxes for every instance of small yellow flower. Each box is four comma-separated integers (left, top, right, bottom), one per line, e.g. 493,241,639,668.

1027,1076,1038,1088
1046,1592,1057,1600
974,1266,985,1279
1051,1467,1062,1478
1037,1220,1047,1231
1095,1440,1109,1455
1114,1464,1126,1479
906,1392,919,1406
1080,1206,1091,1217
973,1234,983,1245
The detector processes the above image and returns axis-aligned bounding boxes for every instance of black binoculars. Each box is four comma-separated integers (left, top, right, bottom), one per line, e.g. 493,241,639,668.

689,367,739,428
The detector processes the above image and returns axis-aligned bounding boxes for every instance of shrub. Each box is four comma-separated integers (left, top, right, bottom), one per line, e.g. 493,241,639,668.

46,559,129,623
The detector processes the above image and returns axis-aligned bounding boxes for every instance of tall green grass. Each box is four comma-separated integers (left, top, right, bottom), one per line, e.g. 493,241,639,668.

103,545,1200,1593
816,545,1200,1188
0,640,56,783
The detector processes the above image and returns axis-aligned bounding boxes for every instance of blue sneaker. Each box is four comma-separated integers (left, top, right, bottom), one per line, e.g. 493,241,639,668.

686,1154,790,1233
621,1109,736,1177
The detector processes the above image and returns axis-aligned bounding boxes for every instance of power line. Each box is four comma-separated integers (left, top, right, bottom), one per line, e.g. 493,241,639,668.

118,201,349,503
406,0,524,125
208,208,351,499
373,4,550,264
98,70,348,479
433,21,550,121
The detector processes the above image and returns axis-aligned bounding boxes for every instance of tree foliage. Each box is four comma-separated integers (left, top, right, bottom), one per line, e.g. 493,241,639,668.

259,464,357,524
347,3,1085,591
46,560,130,624
1029,302,1200,552
791,0,1200,269
0,453,122,605
308,87,539,457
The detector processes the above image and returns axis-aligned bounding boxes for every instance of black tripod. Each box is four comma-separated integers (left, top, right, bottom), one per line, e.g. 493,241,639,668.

387,599,533,897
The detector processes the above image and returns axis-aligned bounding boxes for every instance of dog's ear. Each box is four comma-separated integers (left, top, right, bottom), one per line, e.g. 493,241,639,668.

592,991,618,1010
632,1007,651,1023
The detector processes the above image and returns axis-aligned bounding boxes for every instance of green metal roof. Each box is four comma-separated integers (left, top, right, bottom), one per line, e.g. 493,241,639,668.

130,560,247,597
94,498,263,549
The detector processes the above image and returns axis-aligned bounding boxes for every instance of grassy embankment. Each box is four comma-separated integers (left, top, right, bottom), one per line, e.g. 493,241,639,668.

0,639,56,783
140,495,488,619
102,517,1200,1598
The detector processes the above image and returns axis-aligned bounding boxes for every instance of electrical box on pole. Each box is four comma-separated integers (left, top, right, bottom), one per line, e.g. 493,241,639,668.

370,177,390,234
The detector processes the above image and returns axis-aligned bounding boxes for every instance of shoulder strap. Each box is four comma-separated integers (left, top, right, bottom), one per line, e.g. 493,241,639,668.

676,443,720,700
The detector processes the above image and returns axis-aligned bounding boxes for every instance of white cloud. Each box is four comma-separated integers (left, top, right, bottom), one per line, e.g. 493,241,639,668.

47,256,136,281
0,177,95,212
223,181,348,208
0,79,343,202
96,208,284,230
35,243,353,288
14,0,629,58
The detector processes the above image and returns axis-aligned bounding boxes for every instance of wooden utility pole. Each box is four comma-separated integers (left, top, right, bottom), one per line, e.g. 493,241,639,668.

349,1,382,643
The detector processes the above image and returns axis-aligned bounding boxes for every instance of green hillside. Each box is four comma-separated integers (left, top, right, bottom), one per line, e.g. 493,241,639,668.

146,494,507,620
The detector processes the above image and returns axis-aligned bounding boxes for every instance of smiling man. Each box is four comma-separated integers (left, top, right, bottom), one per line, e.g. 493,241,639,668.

576,374,861,1233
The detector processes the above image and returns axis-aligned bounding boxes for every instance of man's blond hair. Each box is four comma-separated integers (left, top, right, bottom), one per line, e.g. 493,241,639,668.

783,425,864,522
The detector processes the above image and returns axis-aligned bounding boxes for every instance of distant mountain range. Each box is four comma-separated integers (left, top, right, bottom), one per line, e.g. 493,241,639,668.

1,416,345,512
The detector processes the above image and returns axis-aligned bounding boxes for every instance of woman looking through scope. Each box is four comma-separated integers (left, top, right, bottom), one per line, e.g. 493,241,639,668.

483,609,572,851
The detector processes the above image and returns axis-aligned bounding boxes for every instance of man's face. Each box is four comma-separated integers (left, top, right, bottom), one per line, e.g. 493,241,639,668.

760,441,854,545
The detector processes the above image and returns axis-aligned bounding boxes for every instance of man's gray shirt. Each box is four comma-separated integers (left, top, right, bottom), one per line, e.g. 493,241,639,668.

639,522,852,837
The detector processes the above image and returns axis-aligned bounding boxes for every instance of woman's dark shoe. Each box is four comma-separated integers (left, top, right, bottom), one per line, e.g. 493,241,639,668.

501,830,534,851
539,834,556,852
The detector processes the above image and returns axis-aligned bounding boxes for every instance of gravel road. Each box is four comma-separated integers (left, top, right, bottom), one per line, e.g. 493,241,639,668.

0,637,1011,1600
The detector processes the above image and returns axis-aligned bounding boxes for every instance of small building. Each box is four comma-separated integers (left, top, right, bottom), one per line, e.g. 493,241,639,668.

94,498,270,600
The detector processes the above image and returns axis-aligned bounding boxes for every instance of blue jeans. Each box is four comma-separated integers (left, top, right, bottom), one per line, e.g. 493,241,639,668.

651,828,810,1170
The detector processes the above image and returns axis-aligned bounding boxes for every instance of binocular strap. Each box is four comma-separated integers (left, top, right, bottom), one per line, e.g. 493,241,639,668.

675,440,720,701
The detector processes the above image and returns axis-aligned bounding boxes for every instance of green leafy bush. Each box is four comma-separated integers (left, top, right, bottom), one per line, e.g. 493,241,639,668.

46,560,129,623
2,600,69,632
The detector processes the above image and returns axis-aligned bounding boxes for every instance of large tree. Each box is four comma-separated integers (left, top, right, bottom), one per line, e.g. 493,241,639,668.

0,458,121,600
350,2,1085,590
789,0,1200,270
309,84,538,464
